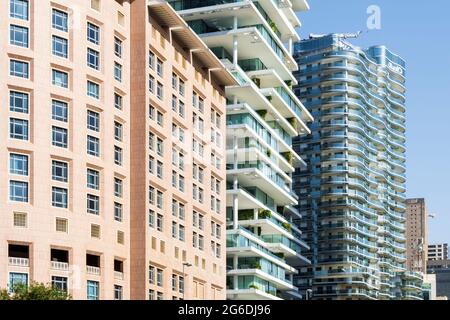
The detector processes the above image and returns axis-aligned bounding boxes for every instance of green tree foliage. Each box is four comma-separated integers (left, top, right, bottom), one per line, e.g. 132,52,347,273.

0,282,71,300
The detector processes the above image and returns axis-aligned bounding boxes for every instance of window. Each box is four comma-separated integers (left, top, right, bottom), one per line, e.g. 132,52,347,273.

156,161,163,179
114,178,123,198
114,37,122,58
13,212,27,228
91,224,100,238
114,146,123,166
52,9,68,32
87,194,100,215
10,60,29,78
114,285,123,300
52,187,68,208
52,276,68,293
172,274,177,291
10,25,29,48
91,0,101,11
114,62,122,82
10,154,28,176
10,118,28,140
10,0,29,20
51,161,68,183
114,202,123,222
156,214,163,232
179,276,184,293
149,51,155,69
87,110,100,132
157,269,163,287
87,48,100,70
149,75,154,94
10,181,28,202
87,136,100,156
149,210,155,228
87,22,100,45
52,36,68,58
52,69,68,88
157,82,163,100
157,191,163,209
87,169,99,190
156,59,163,77
87,281,99,300
55,218,68,233
52,126,68,148
9,273,28,293
87,81,100,99
117,231,124,244
52,100,68,122
114,122,123,141
10,91,29,113
179,79,185,96
114,93,123,110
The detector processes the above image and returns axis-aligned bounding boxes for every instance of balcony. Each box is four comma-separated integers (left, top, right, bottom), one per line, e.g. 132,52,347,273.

86,266,101,276
51,261,69,271
9,257,29,267
8,244,30,268
114,271,124,280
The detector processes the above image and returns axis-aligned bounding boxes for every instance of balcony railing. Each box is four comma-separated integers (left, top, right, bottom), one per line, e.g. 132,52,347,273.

86,266,101,276
9,257,29,267
51,261,69,271
114,271,124,280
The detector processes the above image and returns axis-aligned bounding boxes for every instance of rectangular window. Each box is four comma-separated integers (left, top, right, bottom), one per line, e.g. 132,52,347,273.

149,75,154,93
156,59,163,77
10,60,29,78
114,37,122,58
52,9,68,32
87,194,100,215
87,136,100,157
87,169,100,190
114,202,123,222
114,285,123,300
10,153,28,176
114,122,123,141
9,273,28,293
87,281,99,300
10,25,28,48
52,160,68,182
52,187,68,208
114,93,123,110
157,82,163,100
9,118,28,140
157,269,163,287
13,212,27,228
87,48,100,70
149,210,155,228
52,69,68,88
87,81,100,99
52,276,68,293
114,178,123,198
52,36,68,58
114,146,123,166
10,181,28,202
10,0,29,20
52,100,68,122
87,110,100,132
52,126,68,148
149,51,155,69
87,22,100,45
114,62,122,82
10,91,29,113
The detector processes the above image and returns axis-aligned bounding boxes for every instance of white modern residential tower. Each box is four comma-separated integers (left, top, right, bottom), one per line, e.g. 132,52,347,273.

168,0,313,300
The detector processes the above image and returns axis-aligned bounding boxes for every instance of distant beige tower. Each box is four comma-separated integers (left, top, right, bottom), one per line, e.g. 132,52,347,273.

405,198,428,273
0,0,233,300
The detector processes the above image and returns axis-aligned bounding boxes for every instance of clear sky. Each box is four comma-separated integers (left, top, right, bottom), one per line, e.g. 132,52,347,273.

296,0,450,243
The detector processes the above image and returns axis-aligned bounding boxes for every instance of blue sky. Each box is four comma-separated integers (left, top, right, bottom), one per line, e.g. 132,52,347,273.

297,0,450,243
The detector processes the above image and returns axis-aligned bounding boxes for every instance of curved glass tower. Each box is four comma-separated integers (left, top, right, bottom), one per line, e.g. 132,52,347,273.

293,34,422,300
168,0,313,300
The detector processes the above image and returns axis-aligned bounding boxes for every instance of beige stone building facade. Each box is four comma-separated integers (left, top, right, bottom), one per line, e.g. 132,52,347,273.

0,0,233,300
405,198,428,273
